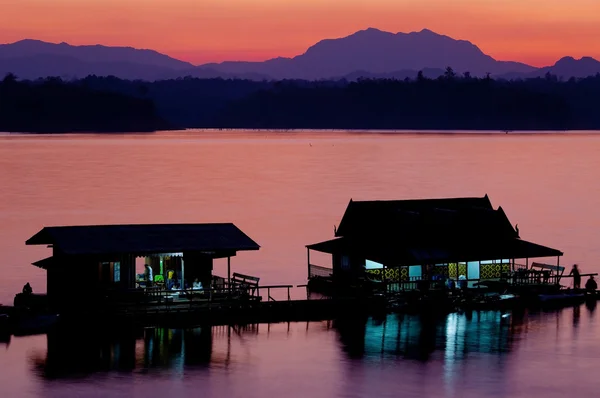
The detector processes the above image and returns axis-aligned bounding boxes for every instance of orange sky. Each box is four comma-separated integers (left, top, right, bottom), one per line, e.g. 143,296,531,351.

2,0,600,66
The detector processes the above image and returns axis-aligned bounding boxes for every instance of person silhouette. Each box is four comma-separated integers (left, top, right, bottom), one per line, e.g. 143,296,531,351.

585,275,597,294
570,264,581,289
22,282,32,295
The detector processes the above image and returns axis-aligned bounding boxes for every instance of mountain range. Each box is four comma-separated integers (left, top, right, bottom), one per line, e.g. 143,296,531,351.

1,28,600,81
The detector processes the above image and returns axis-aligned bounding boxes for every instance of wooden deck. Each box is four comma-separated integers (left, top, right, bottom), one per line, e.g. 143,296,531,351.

69,297,366,329
52,284,368,328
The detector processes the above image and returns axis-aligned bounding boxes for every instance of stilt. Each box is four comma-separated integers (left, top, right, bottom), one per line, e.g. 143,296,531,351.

181,257,185,289
227,256,231,292
307,248,311,279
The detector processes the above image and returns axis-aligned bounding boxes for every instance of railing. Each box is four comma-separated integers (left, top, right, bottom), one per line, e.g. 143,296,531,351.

309,264,333,278
507,270,564,286
385,276,422,292
555,273,598,288
99,282,301,314
105,285,249,306
513,263,528,271
257,285,294,301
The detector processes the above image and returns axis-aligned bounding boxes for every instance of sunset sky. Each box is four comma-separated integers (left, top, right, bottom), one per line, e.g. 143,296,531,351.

2,0,600,67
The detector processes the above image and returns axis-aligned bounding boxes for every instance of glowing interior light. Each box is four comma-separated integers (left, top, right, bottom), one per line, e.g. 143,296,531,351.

365,259,384,269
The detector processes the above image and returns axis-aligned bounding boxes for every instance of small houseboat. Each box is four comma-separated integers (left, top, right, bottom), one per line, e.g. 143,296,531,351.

25,223,261,317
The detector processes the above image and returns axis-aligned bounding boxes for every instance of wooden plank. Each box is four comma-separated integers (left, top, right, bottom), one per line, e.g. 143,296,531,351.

232,272,260,285
531,262,565,272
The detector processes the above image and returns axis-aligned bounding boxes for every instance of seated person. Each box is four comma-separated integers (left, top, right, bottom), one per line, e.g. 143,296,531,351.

192,278,203,290
585,276,597,293
22,282,33,295
166,269,175,289
446,278,455,290
144,264,153,286
458,274,468,289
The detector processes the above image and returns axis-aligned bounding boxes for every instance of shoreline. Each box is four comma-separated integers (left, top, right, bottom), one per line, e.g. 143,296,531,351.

2,128,600,136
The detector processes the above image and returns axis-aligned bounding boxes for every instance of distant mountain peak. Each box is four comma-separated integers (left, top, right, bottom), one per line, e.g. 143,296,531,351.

10,38,46,46
554,56,581,68
552,56,600,68
555,56,599,64
0,38,195,80
4,29,598,81
519,55,600,79
349,27,390,38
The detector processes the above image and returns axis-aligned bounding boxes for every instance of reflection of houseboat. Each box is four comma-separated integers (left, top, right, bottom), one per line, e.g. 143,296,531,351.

335,311,514,361
0,313,9,338
32,325,216,379
306,195,565,306
25,223,261,317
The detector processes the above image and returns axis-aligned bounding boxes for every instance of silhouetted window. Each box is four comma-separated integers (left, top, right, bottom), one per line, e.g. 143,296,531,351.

341,256,350,270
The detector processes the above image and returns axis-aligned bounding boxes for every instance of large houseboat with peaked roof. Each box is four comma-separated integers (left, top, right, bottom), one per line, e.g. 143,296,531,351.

306,195,566,295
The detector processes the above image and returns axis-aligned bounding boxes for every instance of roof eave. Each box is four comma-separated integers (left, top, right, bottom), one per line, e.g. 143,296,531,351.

26,228,54,246
335,199,356,237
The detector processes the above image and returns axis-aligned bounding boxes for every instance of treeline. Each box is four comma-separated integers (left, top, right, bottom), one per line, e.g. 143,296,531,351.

0,74,169,133
214,71,600,130
4,71,600,132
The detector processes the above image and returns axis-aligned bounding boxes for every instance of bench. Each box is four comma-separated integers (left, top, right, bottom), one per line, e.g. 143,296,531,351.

530,262,565,282
231,273,260,298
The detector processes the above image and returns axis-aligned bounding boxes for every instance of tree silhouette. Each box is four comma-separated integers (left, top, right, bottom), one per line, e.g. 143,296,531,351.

3,72,17,84
545,72,558,82
444,67,456,79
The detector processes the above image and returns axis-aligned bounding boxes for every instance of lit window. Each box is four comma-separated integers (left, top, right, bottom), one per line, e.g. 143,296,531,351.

114,262,121,282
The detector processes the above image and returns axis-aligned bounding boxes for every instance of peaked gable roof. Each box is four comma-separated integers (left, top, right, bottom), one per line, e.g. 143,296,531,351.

26,223,260,255
335,195,517,240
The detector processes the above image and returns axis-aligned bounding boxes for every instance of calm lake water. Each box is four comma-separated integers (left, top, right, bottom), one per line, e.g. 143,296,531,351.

1,130,600,397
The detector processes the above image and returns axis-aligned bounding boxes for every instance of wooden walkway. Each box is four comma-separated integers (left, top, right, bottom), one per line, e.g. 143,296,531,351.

64,296,367,329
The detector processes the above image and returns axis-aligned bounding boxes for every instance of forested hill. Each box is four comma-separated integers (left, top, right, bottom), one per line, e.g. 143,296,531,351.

3,71,600,132
0,75,169,133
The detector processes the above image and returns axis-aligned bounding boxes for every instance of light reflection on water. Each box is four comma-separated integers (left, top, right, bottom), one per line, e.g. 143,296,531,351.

0,305,591,398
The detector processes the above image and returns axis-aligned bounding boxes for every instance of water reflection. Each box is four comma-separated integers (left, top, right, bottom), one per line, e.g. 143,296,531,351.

0,333,10,347
573,305,581,328
29,306,594,382
335,311,518,362
585,299,596,314
32,325,220,379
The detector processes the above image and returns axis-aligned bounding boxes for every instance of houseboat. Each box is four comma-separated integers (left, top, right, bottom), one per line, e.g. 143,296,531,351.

306,195,568,306
24,223,261,316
